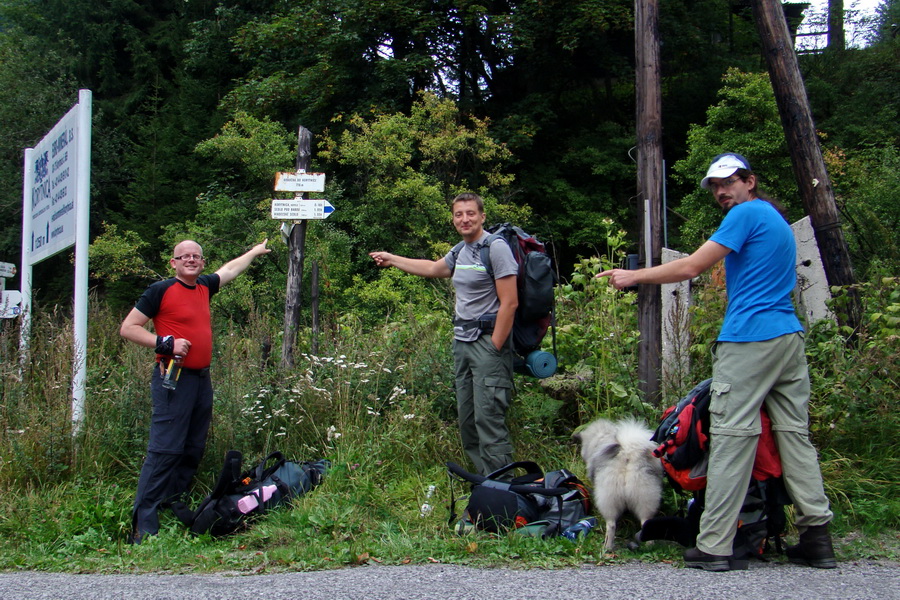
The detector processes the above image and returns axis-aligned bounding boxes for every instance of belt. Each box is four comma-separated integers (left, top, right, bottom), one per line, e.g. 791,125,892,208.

157,361,210,377
181,366,210,377
453,319,495,333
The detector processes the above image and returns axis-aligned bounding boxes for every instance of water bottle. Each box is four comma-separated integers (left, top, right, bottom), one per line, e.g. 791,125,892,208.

419,484,436,517
562,517,598,541
161,357,182,390
236,484,278,513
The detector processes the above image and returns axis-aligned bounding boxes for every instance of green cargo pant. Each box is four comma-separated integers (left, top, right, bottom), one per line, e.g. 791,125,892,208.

452,334,514,475
697,332,833,556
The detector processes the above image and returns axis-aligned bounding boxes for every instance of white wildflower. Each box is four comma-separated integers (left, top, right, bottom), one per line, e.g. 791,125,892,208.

388,386,407,402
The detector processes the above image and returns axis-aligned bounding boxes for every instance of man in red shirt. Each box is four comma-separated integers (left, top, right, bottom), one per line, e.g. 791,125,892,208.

120,239,270,543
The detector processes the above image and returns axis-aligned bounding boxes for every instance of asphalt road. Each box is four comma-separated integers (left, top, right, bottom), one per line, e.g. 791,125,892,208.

1,561,898,600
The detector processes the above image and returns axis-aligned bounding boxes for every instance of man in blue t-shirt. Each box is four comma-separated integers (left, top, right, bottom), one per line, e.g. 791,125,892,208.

369,193,519,475
598,153,835,571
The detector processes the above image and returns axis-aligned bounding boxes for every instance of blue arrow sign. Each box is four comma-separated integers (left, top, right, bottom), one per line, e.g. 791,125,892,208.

271,199,335,220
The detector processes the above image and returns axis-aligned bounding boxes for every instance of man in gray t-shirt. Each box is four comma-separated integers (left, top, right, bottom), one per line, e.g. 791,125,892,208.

369,192,518,474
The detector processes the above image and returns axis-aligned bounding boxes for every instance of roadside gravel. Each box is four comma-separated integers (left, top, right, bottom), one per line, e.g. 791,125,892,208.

2,559,898,600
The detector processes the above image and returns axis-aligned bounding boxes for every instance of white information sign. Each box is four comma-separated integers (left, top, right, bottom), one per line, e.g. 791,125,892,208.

27,103,81,265
271,199,335,220
20,89,92,434
1,290,22,319
0,262,15,278
274,172,326,192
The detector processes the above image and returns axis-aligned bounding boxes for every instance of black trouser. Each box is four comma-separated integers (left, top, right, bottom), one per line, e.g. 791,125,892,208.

132,364,213,536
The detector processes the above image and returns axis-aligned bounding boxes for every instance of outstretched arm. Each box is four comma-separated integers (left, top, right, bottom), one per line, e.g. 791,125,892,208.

216,240,272,286
369,251,452,279
596,240,730,290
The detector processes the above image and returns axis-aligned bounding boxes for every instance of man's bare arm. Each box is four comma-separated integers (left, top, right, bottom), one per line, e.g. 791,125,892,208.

369,251,452,278
492,275,518,350
597,240,730,290
216,240,271,286
120,308,191,356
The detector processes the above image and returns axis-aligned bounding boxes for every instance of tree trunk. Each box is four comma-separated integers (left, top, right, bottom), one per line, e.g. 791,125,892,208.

751,0,861,333
635,0,664,405
281,126,313,368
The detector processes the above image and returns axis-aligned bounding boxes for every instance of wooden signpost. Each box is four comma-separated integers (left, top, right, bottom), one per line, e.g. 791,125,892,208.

270,126,333,367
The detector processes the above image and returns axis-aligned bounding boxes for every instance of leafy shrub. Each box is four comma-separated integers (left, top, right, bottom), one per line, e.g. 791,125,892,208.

551,219,651,425
803,274,899,531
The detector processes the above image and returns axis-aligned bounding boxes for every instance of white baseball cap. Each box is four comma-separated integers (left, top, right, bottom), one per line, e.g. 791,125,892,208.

700,153,752,189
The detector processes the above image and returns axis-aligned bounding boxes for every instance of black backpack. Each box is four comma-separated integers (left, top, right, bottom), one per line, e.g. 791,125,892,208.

173,450,329,537
447,461,591,537
639,476,790,559
451,223,558,376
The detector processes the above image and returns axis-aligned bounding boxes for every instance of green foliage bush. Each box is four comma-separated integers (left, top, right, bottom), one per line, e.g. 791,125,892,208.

803,274,900,531
825,146,900,278
551,220,649,425
671,68,799,249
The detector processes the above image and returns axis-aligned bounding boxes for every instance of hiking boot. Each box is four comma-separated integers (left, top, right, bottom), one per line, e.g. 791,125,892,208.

683,547,732,572
786,524,837,569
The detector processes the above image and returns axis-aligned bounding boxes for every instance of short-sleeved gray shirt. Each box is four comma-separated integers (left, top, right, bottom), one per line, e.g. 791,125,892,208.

444,231,518,342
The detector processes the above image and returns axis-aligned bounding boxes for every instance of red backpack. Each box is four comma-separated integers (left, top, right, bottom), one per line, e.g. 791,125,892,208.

651,380,782,491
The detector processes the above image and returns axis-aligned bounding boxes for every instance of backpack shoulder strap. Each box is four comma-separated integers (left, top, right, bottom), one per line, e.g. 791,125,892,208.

479,233,504,280
173,450,243,527
447,461,486,485
485,460,542,481
449,241,465,274
254,451,287,481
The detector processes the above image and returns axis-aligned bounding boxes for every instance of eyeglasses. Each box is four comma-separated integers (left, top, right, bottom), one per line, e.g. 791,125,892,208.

173,254,204,261
708,176,742,191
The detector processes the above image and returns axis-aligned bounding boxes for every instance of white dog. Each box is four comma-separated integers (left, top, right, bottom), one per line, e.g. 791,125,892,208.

573,417,664,550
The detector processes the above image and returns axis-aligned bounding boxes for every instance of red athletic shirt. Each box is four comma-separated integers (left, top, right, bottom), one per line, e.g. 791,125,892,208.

134,274,220,369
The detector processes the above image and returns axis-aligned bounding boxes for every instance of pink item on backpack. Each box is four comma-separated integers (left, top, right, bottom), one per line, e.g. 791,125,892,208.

236,484,277,513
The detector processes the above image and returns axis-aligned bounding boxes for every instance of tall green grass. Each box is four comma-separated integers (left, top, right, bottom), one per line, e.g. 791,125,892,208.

0,270,897,572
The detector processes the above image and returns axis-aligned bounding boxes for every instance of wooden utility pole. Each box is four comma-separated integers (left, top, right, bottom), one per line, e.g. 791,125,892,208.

635,0,665,404
827,0,845,50
281,126,312,368
751,0,861,333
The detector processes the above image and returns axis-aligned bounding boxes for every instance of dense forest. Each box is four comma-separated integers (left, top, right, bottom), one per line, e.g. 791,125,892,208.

1,0,896,316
